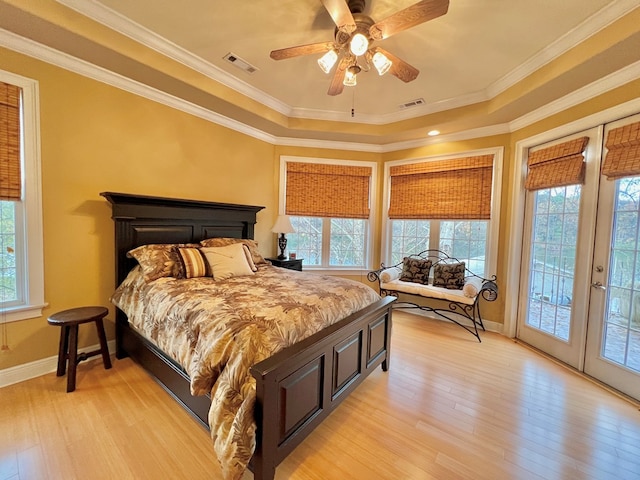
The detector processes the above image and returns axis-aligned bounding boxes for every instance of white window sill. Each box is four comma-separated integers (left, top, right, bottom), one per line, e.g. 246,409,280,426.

1,303,48,324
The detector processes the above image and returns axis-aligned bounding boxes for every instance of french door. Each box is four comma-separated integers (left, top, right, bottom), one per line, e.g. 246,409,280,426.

584,114,640,400
518,114,640,400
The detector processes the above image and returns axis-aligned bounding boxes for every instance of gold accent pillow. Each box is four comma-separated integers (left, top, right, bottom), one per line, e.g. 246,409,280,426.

200,237,267,266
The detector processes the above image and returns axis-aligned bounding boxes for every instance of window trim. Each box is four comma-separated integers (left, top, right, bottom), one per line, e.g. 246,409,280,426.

278,155,378,274
1,70,45,323
381,147,503,279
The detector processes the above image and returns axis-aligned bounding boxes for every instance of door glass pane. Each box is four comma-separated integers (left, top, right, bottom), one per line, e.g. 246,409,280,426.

525,186,580,341
603,177,640,372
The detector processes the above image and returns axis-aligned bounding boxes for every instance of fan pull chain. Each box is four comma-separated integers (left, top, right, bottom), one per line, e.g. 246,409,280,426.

351,89,356,117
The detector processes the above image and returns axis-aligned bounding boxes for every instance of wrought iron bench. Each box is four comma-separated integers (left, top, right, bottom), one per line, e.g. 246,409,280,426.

368,250,498,342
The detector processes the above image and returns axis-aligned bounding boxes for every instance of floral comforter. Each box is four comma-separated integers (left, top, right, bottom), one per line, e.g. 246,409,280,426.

110,264,381,479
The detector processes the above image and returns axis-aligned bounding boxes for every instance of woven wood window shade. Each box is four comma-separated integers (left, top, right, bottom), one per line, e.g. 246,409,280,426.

601,121,640,180
524,137,589,191
388,155,494,220
285,162,372,219
0,81,21,201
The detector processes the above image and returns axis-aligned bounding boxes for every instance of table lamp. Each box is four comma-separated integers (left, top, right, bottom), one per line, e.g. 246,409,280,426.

272,215,294,260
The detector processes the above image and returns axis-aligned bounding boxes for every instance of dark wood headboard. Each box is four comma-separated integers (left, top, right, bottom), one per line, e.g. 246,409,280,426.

101,192,264,287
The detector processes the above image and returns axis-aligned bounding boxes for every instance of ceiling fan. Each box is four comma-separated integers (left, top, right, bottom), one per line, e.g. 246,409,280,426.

270,0,449,96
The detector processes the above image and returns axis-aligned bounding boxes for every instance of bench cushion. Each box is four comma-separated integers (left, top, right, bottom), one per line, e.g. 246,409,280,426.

379,266,484,306
381,279,476,305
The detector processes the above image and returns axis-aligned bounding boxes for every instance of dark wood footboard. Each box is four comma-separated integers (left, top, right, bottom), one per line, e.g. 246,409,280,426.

250,296,394,480
115,294,394,480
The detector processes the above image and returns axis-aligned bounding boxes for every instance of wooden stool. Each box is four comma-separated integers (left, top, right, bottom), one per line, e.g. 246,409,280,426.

47,306,112,392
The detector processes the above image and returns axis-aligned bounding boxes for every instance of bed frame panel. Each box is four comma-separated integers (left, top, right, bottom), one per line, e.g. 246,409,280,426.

101,192,394,480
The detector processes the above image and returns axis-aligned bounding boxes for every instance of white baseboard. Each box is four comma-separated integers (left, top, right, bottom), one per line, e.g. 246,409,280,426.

393,307,503,335
0,340,115,388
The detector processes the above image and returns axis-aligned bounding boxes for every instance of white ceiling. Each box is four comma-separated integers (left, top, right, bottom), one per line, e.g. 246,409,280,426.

60,0,626,122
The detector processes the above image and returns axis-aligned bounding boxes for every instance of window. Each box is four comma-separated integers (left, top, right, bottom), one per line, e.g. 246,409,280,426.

0,71,44,323
279,156,376,271
384,149,502,277
389,219,487,272
288,217,367,267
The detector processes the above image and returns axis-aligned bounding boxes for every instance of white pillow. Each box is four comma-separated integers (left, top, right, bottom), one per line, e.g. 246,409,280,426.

463,276,484,298
201,243,255,280
380,267,401,283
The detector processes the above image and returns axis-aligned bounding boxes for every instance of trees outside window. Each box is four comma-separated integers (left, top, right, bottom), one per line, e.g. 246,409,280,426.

288,217,367,268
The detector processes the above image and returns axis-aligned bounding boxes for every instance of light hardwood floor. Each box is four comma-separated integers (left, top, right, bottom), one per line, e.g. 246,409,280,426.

2,311,640,480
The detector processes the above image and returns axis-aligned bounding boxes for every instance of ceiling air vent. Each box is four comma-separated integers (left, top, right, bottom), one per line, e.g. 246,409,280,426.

399,98,425,109
223,52,258,74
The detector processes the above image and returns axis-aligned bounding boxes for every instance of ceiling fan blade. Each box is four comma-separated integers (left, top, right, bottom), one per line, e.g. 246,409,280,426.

321,0,357,34
270,42,335,60
374,47,419,83
327,56,350,96
370,0,449,41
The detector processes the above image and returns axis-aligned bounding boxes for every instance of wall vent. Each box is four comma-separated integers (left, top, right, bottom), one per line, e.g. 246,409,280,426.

399,98,425,109
223,52,258,74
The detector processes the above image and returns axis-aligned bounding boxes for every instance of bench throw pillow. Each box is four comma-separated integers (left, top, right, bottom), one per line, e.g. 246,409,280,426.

400,258,432,284
433,262,466,289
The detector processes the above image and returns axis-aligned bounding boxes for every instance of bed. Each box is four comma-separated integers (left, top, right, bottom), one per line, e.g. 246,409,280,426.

101,192,395,480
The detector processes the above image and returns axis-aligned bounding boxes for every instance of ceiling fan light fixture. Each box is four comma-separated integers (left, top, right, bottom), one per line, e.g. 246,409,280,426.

372,51,392,76
349,33,369,56
317,49,338,74
343,65,360,87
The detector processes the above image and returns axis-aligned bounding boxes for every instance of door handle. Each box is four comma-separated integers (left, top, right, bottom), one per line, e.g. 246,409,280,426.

591,281,606,290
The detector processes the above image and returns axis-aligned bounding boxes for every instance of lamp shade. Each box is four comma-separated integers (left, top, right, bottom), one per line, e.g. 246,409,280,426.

272,215,294,234
318,49,338,74
372,51,392,76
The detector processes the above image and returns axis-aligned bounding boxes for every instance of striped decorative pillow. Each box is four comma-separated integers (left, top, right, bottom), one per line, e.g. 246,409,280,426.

177,247,208,278
127,243,200,282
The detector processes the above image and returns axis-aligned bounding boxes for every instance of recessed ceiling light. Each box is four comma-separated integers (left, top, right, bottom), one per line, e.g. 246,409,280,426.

428,130,440,136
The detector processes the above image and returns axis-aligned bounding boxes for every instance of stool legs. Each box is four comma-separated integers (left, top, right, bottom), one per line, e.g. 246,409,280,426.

56,326,69,376
95,318,112,370
67,325,79,393
54,320,111,392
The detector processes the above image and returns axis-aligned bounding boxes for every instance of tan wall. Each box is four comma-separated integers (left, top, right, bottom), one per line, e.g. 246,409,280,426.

0,48,276,370
1,44,639,371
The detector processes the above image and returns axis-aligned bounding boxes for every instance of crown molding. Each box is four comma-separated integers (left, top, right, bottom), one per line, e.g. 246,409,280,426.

509,59,640,132
487,0,640,99
1,24,637,154
56,0,638,127
55,0,295,118
0,28,277,145
0,26,508,152
288,89,490,124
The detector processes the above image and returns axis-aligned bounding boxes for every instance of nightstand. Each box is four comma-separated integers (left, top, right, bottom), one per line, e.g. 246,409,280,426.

267,257,303,271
